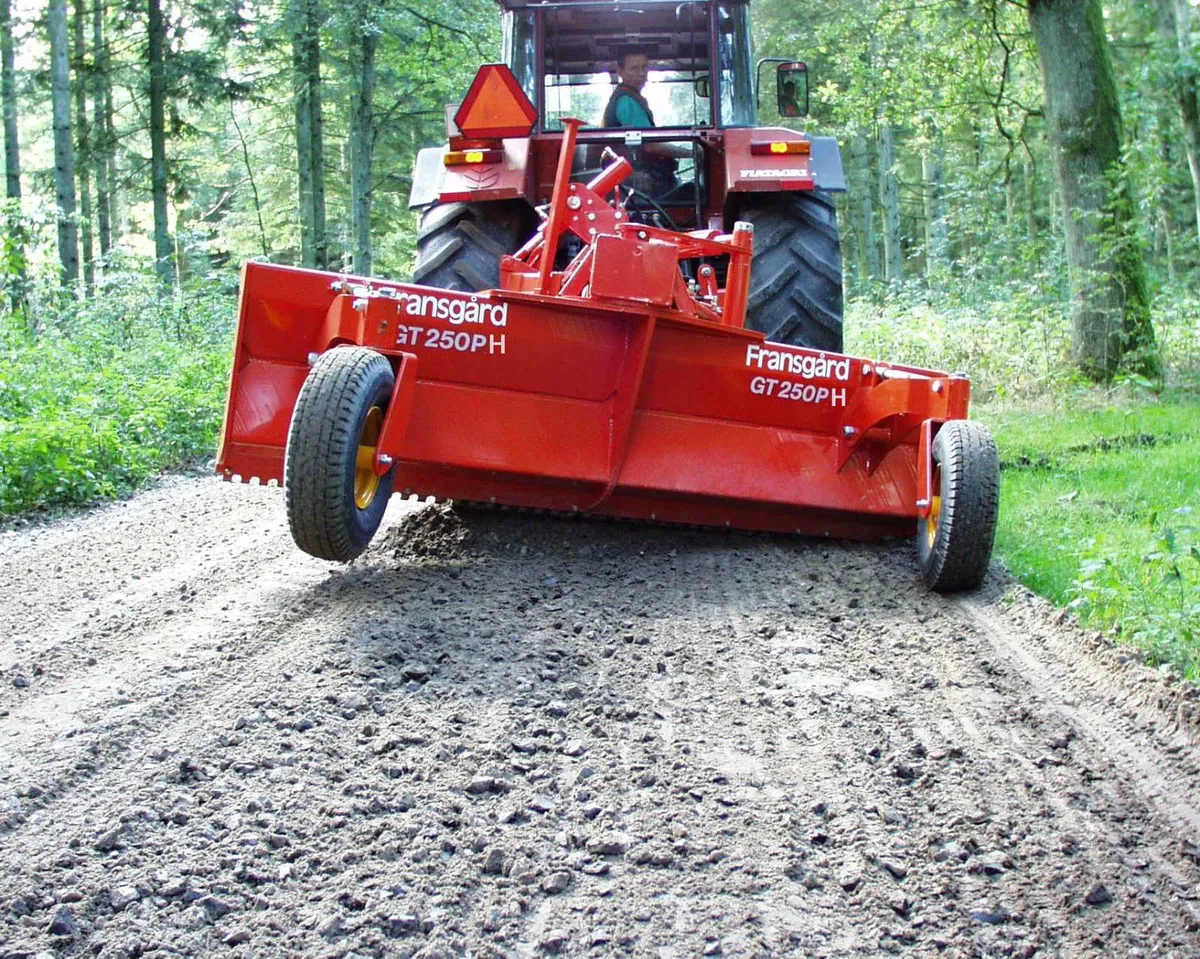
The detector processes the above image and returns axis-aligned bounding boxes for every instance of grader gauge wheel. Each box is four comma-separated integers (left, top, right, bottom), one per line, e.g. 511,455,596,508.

917,420,1000,593
284,347,396,562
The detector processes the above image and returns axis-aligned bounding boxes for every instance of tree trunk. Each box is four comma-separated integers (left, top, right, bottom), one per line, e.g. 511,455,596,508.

1,0,18,201
49,0,79,286
1155,0,1200,246
148,0,171,288
309,5,327,270
1028,0,1158,379
292,0,314,267
72,0,93,292
92,0,110,256
852,131,879,287
1004,166,1016,264
229,98,269,257
103,19,118,243
1,0,26,325
292,0,326,269
1023,154,1037,244
878,123,902,291
1159,207,1177,284
350,19,376,275
922,138,947,278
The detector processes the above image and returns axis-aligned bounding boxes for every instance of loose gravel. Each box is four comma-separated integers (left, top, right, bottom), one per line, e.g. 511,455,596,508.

2,476,1199,957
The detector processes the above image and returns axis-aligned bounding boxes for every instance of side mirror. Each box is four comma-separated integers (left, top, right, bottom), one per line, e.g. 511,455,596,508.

776,61,808,119
694,74,710,99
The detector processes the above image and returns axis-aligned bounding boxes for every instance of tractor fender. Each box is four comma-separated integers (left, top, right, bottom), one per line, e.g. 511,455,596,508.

722,128,846,194
408,138,534,210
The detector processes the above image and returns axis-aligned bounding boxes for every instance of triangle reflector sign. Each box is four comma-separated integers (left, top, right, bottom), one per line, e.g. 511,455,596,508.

454,64,538,139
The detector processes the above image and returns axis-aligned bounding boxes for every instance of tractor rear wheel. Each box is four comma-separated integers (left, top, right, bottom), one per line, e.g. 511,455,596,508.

917,420,1000,593
739,191,844,352
285,347,396,562
412,201,531,292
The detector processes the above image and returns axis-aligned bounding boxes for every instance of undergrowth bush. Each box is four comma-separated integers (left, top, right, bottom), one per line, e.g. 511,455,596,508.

1070,510,1200,678
846,279,1200,399
0,266,235,517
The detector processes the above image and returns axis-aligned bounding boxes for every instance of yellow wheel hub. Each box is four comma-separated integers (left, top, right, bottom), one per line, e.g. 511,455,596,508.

925,465,942,549
354,406,384,510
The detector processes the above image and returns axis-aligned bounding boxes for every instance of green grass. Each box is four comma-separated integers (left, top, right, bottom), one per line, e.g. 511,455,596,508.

0,275,235,517
977,396,1200,679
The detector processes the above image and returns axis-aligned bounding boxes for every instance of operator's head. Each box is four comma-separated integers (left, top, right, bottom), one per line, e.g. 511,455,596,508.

619,48,651,92
782,80,796,97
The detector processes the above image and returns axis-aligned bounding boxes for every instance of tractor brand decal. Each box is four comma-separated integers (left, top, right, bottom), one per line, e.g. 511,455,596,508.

750,377,847,407
739,168,807,179
392,291,508,327
745,344,850,382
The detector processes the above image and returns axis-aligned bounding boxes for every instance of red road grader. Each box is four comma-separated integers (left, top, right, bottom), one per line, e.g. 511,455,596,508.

217,94,1000,592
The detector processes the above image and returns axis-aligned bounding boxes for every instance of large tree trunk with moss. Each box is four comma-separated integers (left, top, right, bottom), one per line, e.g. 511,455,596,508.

1027,0,1158,380
48,0,79,286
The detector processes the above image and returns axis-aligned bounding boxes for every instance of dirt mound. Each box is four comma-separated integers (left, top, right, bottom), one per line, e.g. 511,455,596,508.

383,501,473,559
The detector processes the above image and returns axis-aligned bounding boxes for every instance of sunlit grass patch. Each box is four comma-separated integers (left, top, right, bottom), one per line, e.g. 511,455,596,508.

977,397,1200,679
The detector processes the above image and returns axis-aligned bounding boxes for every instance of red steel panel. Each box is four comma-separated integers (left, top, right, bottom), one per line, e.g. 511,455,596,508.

217,258,970,540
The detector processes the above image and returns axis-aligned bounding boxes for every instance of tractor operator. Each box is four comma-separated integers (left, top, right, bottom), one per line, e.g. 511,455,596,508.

602,47,690,197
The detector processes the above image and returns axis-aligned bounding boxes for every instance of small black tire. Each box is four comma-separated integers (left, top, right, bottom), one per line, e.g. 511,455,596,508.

917,420,1000,593
412,201,531,292
285,347,396,562
739,191,844,352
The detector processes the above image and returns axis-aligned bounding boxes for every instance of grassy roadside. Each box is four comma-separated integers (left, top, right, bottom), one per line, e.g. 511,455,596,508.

976,396,1200,680
0,282,234,517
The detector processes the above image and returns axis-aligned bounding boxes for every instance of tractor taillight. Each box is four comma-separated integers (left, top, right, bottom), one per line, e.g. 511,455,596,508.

750,140,812,156
444,148,504,166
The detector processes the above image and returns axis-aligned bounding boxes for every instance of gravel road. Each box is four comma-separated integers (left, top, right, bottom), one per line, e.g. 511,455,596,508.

2,475,1200,958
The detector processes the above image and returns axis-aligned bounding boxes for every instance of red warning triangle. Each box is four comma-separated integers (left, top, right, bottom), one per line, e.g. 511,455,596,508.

454,64,538,139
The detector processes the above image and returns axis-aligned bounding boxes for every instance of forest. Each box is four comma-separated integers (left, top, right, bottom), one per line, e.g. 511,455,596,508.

1,0,1198,670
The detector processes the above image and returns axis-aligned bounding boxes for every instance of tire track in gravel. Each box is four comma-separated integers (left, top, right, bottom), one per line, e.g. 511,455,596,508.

1,481,1199,957
956,593,1200,838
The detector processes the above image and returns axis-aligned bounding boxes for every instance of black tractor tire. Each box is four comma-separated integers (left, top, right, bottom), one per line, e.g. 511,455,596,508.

739,191,844,352
917,420,1000,593
285,347,396,562
412,201,532,292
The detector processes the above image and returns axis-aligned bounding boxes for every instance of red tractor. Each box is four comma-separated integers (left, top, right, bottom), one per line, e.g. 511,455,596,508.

408,0,845,351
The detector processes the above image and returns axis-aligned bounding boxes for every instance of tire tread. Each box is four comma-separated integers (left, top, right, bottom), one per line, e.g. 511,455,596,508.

413,201,530,292
918,421,1000,593
285,348,395,562
740,191,845,351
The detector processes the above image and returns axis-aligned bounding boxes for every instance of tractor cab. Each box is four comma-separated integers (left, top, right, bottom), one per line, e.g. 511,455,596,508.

409,0,847,352
504,0,754,215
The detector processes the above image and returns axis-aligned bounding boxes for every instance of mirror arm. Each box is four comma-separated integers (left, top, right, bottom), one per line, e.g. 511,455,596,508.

754,57,793,111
